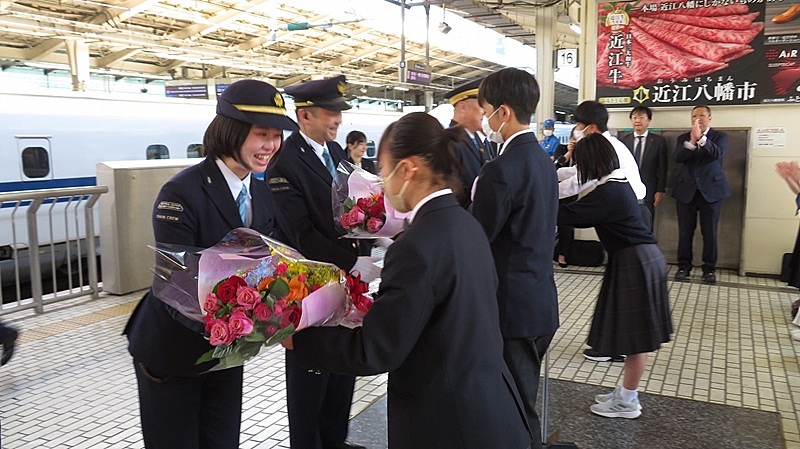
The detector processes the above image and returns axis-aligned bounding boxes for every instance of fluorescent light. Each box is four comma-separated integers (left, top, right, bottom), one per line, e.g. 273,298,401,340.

569,22,582,35
393,86,410,91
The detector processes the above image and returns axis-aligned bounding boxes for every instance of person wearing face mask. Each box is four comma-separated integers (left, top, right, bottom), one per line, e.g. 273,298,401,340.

267,75,371,449
470,67,559,449
123,79,298,449
540,118,560,159
562,100,649,364
282,112,533,449
444,78,492,208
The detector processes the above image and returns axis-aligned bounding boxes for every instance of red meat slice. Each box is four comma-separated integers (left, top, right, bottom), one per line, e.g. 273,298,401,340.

647,12,759,30
636,16,763,45
632,17,753,62
629,1,750,17
596,26,681,88
632,22,728,77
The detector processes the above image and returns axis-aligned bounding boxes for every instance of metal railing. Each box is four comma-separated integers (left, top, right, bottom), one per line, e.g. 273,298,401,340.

0,186,108,315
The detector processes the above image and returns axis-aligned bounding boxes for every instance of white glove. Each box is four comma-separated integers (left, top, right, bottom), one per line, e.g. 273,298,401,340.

350,256,382,283
374,237,394,249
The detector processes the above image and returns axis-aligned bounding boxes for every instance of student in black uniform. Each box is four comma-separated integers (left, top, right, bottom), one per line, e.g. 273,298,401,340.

558,133,673,419
123,79,298,449
283,112,532,449
0,319,18,366
444,78,491,208
267,75,374,449
345,130,377,175
470,67,559,449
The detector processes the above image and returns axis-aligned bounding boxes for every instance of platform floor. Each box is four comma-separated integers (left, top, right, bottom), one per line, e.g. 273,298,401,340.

1,265,798,449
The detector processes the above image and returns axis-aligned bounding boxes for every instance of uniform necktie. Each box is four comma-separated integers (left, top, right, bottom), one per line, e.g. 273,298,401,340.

634,135,643,164
322,146,336,178
237,184,247,225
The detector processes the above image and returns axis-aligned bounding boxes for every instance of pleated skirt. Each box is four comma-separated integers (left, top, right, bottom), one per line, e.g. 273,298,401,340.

587,243,673,355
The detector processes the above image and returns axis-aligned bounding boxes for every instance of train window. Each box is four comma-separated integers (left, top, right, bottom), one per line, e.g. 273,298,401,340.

365,140,376,159
146,144,170,159
21,146,50,178
187,143,205,158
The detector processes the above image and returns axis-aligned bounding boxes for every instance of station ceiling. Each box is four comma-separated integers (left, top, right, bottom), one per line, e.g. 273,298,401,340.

0,0,579,113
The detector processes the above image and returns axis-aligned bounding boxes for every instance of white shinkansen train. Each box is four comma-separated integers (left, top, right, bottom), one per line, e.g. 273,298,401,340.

0,89,400,284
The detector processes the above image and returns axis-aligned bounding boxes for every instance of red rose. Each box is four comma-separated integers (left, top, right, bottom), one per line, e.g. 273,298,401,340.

356,197,371,209
280,303,302,329
254,303,273,321
368,204,384,218
217,276,247,303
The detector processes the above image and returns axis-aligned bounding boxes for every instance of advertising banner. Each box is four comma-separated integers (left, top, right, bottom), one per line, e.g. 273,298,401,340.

596,0,800,107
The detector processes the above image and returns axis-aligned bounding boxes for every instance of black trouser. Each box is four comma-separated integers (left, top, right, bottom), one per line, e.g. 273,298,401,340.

676,191,722,273
503,334,554,449
134,360,243,449
285,349,355,449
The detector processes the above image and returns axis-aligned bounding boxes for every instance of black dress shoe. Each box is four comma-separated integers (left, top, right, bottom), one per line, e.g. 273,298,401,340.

702,272,717,284
674,269,690,281
0,326,18,366
328,443,366,449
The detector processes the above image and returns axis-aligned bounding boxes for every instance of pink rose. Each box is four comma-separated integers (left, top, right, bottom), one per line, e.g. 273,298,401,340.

275,262,288,276
341,212,353,229
366,217,384,233
349,206,366,225
204,314,215,332
280,304,302,329
235,285,261,310
202,293,220,315
208,319,233,346
254,303,273,321
265,324,278,337
228,309,254,338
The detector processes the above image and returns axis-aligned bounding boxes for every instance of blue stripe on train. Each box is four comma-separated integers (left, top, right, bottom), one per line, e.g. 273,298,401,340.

0,177,97,208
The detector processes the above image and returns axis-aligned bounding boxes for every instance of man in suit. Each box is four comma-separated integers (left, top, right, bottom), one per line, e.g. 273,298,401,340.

444,79,492,208
471,68,559,449
267,75,372,449
673,105,731,284
622,106,668,230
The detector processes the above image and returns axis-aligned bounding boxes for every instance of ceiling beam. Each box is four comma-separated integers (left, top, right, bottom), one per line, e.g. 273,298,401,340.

96,48,141,67
22,38,63,61
88,0,161,25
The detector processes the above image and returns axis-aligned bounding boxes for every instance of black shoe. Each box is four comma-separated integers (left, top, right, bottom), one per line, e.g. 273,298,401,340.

674,269,690,281
702,272,716,284
328,443,366,449
1,327,18,366
583,348,626,362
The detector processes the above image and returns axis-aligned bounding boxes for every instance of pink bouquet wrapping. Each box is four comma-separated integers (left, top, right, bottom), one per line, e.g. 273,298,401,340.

332,160,407,239
151,228,371,370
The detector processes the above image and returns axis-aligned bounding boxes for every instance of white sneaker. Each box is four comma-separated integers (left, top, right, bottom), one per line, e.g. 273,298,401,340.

590,390,642,418
594,386,643,410
791,329,800,341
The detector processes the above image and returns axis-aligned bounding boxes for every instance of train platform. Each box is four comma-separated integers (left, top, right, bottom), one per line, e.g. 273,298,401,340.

1,265,798,449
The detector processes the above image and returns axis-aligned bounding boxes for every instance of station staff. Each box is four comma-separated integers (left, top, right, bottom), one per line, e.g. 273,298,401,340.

540,118,560,158
267,75,374,449
124,79,298,449
444,78,492,208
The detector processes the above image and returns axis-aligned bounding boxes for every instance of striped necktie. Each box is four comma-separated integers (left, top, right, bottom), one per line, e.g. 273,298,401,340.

237,184,247,225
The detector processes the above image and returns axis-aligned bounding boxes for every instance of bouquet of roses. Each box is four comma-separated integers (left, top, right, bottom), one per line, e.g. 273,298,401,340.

332,160,406,239
151,228,368,371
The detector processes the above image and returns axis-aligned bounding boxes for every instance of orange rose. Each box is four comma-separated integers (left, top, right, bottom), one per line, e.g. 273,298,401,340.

285,276,309,303
257,276,275,291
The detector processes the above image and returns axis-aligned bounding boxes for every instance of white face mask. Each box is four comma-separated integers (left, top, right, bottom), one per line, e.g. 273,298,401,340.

543,129,553,137
382,161,411,213
481,108,506,144
572,126,586,141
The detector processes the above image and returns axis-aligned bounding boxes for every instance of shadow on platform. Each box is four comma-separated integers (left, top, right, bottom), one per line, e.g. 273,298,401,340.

349,379,783,449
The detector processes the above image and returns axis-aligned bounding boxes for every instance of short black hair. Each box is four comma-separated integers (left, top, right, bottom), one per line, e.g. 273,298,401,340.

630,106,652,120
573,133,619,183
203,115,252,162
477,68,539,125
346,130,367,145
572,101,609,132
692,105,712,115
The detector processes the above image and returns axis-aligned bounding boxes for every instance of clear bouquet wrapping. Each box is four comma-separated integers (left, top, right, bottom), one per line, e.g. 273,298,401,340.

332,160,406,239
151,228,372,370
